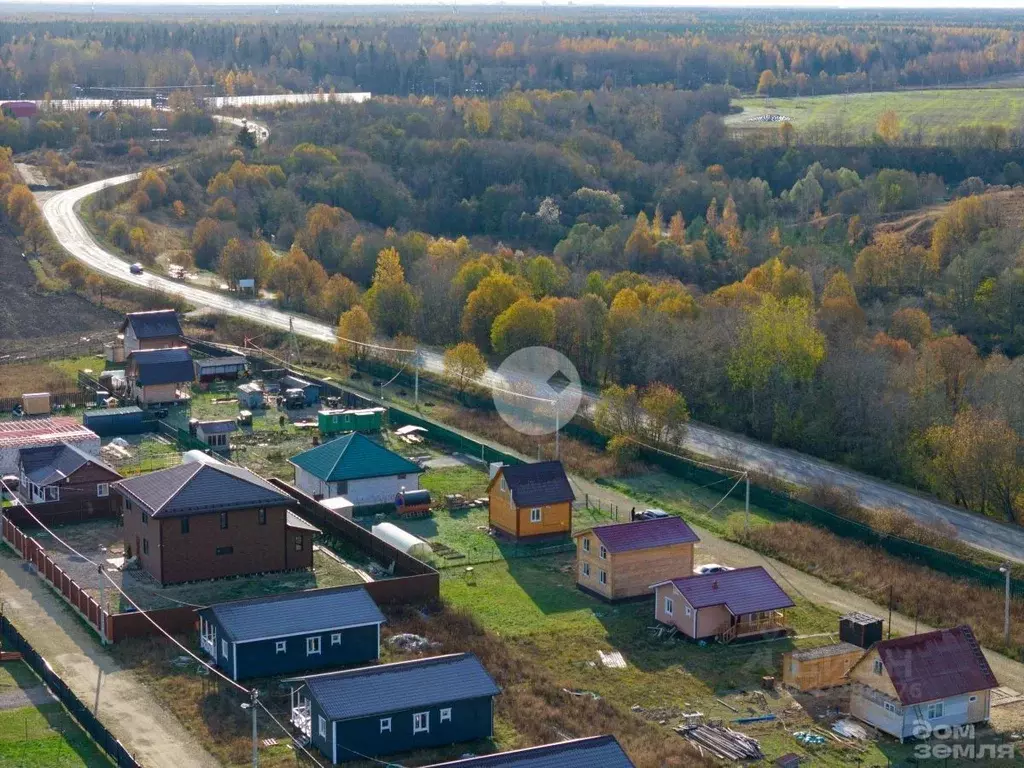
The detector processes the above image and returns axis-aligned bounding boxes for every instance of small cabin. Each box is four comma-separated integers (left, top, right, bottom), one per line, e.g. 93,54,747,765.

782,642,865,692
195,420,237,452
237,382,266,409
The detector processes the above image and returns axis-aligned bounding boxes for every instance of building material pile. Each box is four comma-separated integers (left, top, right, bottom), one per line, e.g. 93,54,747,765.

678,723,764,760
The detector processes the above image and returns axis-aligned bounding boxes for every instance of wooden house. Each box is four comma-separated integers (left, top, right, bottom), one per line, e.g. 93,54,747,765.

114,461,318,585
423,735,634,767
848,625,997,742
573,517,700,601
15,443,122,523
289,653,500,764
783,643,865,692
652,566,795,643
487,461,574,541
197,585,385,681
120,309,183,354
125,347,194,405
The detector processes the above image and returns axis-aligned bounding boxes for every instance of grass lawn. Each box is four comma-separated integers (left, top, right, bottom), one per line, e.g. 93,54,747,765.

729,88,1024,142
0,662,112,768
441,555,915,767
0,355,106,399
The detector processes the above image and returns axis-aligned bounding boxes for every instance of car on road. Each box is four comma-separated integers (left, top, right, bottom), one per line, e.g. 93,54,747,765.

129,262,144,274
638,508,672,520
694,564,733,575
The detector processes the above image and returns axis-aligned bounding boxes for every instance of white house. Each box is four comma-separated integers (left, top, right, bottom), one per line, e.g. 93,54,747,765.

288,433,423,508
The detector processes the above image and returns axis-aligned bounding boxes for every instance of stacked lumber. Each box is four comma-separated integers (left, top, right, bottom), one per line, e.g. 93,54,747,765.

678,724,764,761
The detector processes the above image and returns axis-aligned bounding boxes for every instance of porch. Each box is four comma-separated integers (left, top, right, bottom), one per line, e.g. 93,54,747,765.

719,610,789,644
290,686,312,741
198,616,217,658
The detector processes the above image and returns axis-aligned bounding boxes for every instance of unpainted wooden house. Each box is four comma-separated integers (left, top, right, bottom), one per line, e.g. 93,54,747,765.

573,516,700,601
487,461,574,541
125,346,194,405
848,625,997,742
783,642,866,692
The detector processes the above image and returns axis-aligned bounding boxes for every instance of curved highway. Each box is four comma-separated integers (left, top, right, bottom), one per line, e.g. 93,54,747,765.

35,146,1024,565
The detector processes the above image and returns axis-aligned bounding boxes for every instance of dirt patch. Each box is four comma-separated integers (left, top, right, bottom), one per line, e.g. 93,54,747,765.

0,228,119,345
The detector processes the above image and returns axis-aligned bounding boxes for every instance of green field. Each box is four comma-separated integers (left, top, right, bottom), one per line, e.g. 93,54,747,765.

730,88,1024,141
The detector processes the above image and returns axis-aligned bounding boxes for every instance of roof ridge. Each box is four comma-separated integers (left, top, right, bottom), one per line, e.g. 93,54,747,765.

297,652,472,683
154,462,205,514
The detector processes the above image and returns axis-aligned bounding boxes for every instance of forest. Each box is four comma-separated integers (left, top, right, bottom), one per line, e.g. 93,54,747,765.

7,8,1024,525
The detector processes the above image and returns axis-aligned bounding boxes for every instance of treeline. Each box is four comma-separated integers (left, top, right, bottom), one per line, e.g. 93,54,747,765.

1,11,1022,99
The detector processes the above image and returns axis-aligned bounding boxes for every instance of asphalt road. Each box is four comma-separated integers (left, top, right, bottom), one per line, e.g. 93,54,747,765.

36,149,1024,566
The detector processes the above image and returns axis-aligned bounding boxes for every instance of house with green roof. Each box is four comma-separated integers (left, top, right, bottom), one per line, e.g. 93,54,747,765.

289,433,423,507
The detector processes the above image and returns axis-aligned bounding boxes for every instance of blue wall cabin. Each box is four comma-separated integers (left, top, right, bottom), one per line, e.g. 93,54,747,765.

197,585,385,681
289,653,500,764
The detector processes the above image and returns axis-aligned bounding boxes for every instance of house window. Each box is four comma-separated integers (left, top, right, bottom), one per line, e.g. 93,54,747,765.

181,518,190,534
684,605,692,617
96,483,109,497
581,562,590,578
380,717,391,734
413,712,429,734
221,639,229,658
582,537,590,553
318,715,327,739
927,702,944,720
220,512,228,529
215,546,233,555
125,499,132,511
141,510,148,525
307,636,321,656
275,640,286,654
258,508,267,525
598,569,607,585
664,597,674,615
873,659,883,675
599,545,607,560
969,695,978,703
295,535,304,551
500,477,507,492
331,633,341,646
530,508,542,523
440,708,451,723
44,486,59,502
142,538,149,555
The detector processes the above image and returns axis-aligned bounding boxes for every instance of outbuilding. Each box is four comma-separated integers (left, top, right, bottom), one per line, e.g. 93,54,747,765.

195,420,237,452
237,382,266,409
83,406,146,437
783,642,865,692
290,653,500,764
197,585,385,681
194,356,247,382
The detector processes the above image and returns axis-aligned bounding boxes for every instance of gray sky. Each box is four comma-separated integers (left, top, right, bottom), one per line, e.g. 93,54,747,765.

13,0,1024,7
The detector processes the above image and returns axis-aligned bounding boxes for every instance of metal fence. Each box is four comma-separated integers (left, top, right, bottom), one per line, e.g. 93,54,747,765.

0,615,140,768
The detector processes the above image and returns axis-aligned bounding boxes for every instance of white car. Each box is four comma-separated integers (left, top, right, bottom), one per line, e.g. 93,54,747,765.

695,564,734,575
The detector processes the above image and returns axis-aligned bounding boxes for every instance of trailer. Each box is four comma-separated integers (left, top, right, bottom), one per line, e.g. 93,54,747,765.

318,407,385,436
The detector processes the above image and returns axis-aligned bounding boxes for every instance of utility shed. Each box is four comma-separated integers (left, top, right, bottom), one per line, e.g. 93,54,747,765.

783,642,865,691
194,356,247,382
290,653,500,764
83,406,146,437
422,735,634,767
198,585,385,681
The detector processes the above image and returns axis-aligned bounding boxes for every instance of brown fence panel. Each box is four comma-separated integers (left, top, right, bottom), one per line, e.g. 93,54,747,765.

107,606,197,643
364,574,440,604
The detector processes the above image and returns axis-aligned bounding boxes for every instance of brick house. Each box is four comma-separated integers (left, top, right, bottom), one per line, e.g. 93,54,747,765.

113,461,318,585
573,517,700,601
14,443,122,525
121,309,183,354
486,461,574,541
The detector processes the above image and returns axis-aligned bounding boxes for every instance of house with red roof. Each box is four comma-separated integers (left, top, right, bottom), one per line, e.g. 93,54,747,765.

572,517,700,601
847,625,998,741
651,566,795,643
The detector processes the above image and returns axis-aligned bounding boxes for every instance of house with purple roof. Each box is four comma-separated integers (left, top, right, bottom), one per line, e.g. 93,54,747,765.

651,565,795,643
572,516,700,601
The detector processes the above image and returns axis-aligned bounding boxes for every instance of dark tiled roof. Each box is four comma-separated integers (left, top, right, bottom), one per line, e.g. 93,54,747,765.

662,566,795,616
583,517,699,554
873,625,998,706
301,653,499,721
200,585,385,643
789,642,864,662
492,461,574,507
197,420,237,435
289,433,422,483
423,736,634,768
113,462,290,518
122,309,182,339
194,356,247,370
18,443,119,486
128,347,195,386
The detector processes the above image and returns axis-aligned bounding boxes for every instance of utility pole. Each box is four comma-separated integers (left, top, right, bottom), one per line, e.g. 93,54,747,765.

97,565,106,645
1000,564,1011,647
888,585,893,639
554,407,559,460
744,473,750,537
249,689,259,768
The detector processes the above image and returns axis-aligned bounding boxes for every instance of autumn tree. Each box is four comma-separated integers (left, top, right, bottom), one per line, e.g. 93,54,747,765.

268,245,328,313
364,247,417,337
743,257,813,302
919,335,980,413
443,342,486,396
593,384,645,441
218,238,272,290
59,259,87,289
461,272,527,351
641,383,690,447
190,218,227,270
876,110,901,144
756,70,778,95
320,274,361,321
890,308,932,347
490,297,555,357
336,306,374,361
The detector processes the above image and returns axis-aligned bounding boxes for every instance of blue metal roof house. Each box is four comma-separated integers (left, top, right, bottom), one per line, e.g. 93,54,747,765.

289,653,500,764
422,735,635,768
197,585,385,681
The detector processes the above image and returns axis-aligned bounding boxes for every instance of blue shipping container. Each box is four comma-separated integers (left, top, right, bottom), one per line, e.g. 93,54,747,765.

83,406,147,437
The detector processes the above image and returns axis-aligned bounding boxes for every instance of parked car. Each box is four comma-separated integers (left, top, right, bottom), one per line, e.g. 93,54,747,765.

129,262,144,274
638,508,671,520
695,563,734,575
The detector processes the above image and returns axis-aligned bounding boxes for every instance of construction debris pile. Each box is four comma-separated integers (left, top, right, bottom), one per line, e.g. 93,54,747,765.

678,723,764,761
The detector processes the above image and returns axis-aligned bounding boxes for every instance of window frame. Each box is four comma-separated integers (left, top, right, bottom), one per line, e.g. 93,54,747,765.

306,636,321,656
440,707,452,723
529,507,542,523
413,711,430,734
180,517,190,534
379,717,392,734
664,597,674,615
927,702,944,720
599,545,607,560
221,639,229,658
142,538,149,555
873,659,884,675
96,483,109,498
318,715,327,739
330,632,341,646
215,545,233,556
257,507,267,525
295,535,304,551
598,569,607,585
219,512,228,530
581,561,590,578
275,640,287,654
582,537,590,553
